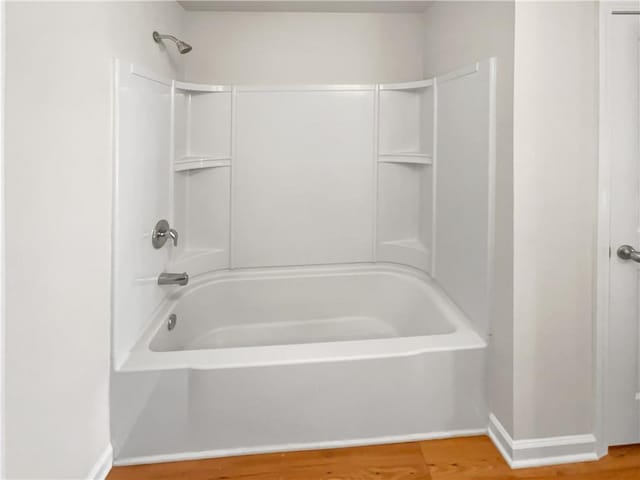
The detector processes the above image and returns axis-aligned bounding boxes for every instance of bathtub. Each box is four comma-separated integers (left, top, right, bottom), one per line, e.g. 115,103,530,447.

112,263,488,464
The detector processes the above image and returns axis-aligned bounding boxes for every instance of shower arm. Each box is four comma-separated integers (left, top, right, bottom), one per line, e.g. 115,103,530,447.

153,32,179,44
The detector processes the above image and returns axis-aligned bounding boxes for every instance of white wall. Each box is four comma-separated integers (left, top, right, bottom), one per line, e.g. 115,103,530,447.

513,1,598,439
4,2,185,478
184,11,424,84
422,1,515,435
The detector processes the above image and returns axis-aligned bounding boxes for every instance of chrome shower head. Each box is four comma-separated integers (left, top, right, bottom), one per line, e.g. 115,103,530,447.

153,31,192,55
175,40,192,54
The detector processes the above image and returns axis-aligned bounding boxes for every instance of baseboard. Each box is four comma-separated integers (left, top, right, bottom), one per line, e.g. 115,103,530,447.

87,444,113,480
488,413,598,468
114,428,486,466
112,417,601,470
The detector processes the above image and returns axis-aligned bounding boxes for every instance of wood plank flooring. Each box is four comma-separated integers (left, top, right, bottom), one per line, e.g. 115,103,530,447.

107,436,640,480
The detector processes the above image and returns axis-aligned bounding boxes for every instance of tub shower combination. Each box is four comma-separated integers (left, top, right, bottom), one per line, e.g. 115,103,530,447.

111,56,496,464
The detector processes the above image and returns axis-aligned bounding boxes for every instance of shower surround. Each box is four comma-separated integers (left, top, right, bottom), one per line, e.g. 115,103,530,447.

110,58,496,463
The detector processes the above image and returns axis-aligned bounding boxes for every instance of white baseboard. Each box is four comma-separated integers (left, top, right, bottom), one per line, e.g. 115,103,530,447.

112,417,602,470
488,413,599,468
114,428,486,466
87,444,113,480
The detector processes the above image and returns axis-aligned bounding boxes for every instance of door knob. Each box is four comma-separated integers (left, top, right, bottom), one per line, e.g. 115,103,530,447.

617,245,640,263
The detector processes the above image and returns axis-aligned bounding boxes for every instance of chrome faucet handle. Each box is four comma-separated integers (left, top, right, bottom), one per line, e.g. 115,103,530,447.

152,219,179,249
168,228,179,247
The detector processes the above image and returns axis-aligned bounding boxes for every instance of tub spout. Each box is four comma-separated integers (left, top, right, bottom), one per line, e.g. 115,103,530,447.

158,272,189,286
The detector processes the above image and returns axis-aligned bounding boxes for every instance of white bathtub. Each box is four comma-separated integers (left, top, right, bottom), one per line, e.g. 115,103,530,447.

112,264,488,464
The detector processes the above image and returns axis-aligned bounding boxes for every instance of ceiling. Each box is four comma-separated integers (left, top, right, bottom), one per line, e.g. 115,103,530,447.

178,0,432,13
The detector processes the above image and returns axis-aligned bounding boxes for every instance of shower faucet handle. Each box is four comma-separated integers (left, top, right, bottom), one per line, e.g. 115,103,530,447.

167,228,179,247
152,219,179,249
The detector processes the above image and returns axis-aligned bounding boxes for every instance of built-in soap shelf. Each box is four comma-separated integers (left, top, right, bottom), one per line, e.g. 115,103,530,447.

376,78,434,273
174,80,232,174
173,156,231,172
379,79,433,91
378,238,431,271
378,80,433,165
172,78,232,271
174,81,231,93
171,160,231,273
378,153,432,165
380,238,429,252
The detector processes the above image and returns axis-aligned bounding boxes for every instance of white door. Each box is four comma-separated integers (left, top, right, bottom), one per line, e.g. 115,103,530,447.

605,4,640,446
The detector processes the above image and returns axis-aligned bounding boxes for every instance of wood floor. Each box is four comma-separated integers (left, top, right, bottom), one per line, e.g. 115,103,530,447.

107,436,640,480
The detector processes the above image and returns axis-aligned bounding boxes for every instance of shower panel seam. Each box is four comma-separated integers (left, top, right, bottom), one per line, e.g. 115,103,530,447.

229,86,237,270
169,81,176,227
431,78,438,278
372,84,380,262
227,85,238,270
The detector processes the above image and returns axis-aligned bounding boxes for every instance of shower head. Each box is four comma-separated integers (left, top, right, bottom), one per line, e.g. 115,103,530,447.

153,31,192,54
175,40,193,54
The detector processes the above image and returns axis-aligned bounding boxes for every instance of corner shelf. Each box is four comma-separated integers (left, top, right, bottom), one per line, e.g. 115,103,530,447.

378,153,432,165
174,81,231,93
379,79,433,91
376,76,434,274
173,156,231,172
380,238,429,252
378,79,434,163
378,238,431,271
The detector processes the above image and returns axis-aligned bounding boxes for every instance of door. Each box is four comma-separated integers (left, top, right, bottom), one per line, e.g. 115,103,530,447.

606,5,640,446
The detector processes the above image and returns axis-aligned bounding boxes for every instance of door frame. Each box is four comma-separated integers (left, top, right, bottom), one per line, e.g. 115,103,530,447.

595,0,612,458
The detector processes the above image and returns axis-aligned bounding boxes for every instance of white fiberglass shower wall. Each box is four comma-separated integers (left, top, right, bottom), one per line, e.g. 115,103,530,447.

111,10,496,464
